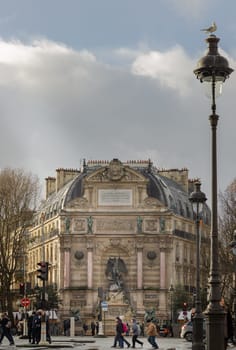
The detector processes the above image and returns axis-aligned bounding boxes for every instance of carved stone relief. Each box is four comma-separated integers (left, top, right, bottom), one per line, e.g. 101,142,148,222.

74,251,84,260
146,250,158,267
66,197,89,209
142,197,163,208
73,249,85,267
145,219,158,232
73,218,86,232
85,159,148,183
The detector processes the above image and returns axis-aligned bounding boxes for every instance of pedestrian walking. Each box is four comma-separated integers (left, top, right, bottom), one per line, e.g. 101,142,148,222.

83,322,88,335
31,311,41,344
140,322,145,337
63,319,70,336
91,320,96,336
0,313,14,345
46,314,52,344
95,321,99,334
131,318,143,348
111,317,129,348
27,312,35,343
145,319,159,349
121,321,131,348
111,317,123,348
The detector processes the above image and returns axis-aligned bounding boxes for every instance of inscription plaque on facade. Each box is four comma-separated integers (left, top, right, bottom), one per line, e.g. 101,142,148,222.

98,189,132,206
97,219,135,232
144,294,158,300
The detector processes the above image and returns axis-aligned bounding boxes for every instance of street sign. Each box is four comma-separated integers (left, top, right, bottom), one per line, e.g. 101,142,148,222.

21,297,30,307
101,301,108,311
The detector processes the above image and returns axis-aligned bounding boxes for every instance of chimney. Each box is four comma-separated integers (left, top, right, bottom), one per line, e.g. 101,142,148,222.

45,177,56,199
56,168,80,192
159,168,189,193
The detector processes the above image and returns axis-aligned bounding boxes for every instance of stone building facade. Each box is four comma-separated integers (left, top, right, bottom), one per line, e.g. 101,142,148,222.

27,159,210,331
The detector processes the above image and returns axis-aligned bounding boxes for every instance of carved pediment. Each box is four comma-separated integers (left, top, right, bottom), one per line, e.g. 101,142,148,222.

66,197,89,209
86,159,147,183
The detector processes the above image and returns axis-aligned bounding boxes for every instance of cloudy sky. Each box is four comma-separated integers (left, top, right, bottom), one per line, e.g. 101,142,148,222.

0,0,236,201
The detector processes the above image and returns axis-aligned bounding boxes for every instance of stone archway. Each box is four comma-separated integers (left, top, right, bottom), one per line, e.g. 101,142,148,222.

96,240,134,333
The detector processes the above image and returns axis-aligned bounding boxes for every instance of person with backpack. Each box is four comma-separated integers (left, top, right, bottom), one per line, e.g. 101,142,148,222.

121,321,131,348
111,317,124,348
111,317,131,348
131,319,143,348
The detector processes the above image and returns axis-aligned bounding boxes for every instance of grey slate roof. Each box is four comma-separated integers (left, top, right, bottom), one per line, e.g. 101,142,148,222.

36,163,210,225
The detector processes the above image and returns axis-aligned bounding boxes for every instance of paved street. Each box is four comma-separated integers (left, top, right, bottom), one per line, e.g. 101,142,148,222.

0,335,193,350
0,335,236,350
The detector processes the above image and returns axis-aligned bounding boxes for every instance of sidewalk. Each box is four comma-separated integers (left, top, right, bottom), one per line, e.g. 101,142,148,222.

0,335,194,350
1,335,236,350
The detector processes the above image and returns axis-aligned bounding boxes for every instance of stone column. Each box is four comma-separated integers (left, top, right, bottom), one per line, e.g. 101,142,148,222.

64,248,70,288
137,248,143,289
136,245,144,314
160,250,166,289
87,248,93,288
159,248,166,315
70,317,75,337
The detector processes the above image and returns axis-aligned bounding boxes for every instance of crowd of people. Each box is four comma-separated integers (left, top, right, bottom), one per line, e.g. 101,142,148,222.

111,317,158,349
27,310,51,344
0,310,51,346
0,298,235,349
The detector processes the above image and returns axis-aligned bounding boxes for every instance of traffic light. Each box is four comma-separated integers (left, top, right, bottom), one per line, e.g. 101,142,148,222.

19,283,25,295
183,302,188,315
37,261,48,281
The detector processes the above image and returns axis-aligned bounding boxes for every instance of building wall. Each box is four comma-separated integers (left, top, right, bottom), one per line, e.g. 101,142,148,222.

27,160,210,331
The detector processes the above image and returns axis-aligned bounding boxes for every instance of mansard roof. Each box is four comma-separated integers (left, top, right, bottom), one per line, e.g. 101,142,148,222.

36,159,210,225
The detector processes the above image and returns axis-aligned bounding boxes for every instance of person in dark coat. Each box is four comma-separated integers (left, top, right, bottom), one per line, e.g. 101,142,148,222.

95,321,99,334
27,312,35,343
31,311,41,344
63,319,70,336
83,322,88,335
91,320,96,336
111,317,124,348
46,314,52,344
0,313,14,345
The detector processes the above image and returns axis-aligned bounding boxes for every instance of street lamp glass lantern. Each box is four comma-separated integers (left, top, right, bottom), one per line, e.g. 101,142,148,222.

194,35,233,84
189,182,207,215
204,81,223,99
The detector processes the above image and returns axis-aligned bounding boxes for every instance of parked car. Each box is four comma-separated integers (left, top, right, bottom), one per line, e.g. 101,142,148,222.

180,321,193,342
180,320,206,342
159,325,169,337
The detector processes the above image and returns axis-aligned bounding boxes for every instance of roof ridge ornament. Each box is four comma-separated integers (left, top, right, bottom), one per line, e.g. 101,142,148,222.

107,158,125,181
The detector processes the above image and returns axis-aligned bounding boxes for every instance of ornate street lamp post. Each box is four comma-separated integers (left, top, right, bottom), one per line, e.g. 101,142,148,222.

169,284,174,326
194,31,233,350
189,182,207,350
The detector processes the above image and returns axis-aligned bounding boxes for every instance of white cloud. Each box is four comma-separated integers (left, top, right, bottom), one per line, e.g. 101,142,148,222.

131,46,194,96
0,37,235,202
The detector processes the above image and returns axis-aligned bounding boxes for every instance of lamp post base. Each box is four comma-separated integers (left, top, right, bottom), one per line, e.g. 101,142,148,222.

192,314,205,350
205,308,225,350
192,342,205,350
